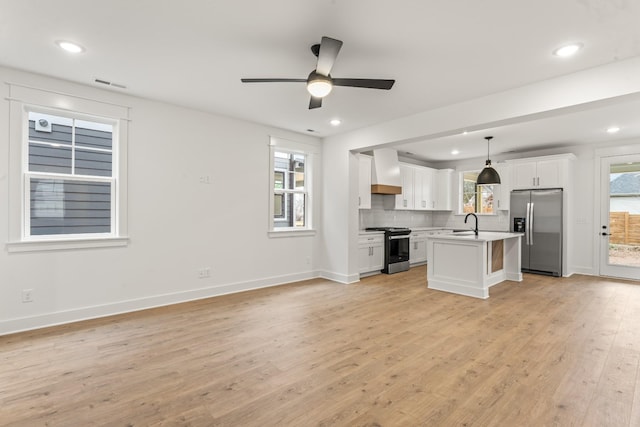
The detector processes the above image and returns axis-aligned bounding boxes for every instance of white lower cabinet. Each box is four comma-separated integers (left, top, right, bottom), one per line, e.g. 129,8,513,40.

358,234,384,274
410,231,428,265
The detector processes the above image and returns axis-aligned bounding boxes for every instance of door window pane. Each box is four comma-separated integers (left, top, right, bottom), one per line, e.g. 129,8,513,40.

608,162,640,266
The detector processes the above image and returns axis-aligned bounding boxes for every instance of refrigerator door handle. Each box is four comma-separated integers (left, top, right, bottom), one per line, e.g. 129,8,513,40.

530,202,534,245
525,202,531,245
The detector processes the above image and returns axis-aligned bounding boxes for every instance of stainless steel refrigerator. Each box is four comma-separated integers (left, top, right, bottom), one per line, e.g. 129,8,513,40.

510,189,563,276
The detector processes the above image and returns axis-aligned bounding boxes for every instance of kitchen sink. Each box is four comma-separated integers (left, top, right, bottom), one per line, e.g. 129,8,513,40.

451,229,475,235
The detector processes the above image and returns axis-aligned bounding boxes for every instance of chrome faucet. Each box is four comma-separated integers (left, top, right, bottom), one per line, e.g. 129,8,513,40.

465,213,478,236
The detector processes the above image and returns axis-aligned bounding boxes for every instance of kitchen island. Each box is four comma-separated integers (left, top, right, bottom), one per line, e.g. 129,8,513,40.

426,232,523,299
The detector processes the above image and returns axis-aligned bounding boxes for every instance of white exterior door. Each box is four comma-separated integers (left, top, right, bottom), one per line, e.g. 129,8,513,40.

599,154,640,279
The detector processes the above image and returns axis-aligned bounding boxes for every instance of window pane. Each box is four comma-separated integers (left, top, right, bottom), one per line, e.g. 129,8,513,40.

29,112,72,146
274,151,305,190
75,121,113,150
75,148,112,177
274,193,284,218
293,193,306,227
478,185,494,214
462,172,494,214
463,172,478,213
274,171,284,190
28,112,113,176
29,142,72,174
273,192,306,228
30,178,111,235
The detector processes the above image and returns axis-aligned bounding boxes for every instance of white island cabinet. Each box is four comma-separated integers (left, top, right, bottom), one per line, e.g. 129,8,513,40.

426,232,523,299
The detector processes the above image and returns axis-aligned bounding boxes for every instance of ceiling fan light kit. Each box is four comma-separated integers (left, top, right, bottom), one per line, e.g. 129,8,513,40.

241,36,395,109
306,71,333,97
476,136,501,185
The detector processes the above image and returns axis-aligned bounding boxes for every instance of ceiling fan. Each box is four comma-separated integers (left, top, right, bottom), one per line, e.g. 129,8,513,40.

241,36,395,109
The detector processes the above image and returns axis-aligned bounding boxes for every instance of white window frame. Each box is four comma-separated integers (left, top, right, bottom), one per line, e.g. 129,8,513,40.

268,137,316,237
6,84,129,252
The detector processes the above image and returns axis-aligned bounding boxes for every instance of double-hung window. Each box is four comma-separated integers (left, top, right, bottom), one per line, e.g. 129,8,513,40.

269,137,315,235
7,84,129,251
25,111,116,238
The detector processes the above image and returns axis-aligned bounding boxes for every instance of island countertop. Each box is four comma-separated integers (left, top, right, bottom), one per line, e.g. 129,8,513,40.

427,231,523,242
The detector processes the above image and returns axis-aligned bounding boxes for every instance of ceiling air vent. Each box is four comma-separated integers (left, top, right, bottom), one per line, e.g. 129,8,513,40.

94,78,126,89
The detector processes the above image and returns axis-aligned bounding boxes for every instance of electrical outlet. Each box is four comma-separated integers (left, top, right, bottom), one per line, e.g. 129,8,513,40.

199,175,211,184
198,267,211,279
22,289,34,303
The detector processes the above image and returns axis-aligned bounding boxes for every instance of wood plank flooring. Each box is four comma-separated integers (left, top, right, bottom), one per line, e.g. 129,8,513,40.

2,267,640,426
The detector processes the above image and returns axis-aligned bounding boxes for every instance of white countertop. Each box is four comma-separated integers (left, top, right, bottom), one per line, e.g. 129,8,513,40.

359,227,449,233
427,231,523,242
358,230,385,235
408,227,450,232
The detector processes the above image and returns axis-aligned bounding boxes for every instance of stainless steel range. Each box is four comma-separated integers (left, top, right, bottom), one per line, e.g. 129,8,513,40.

365,227,411,274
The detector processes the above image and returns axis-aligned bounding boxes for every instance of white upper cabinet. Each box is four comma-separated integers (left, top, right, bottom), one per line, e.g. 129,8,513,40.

536,160,562,188
492,163,510,211
394,164,415,209
414,166,436,210
358,154,372,209
509,154,575,190
435,169,453,211
383,163,453,211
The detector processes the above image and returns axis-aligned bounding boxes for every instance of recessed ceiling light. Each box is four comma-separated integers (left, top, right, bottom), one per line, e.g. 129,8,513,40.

330,119,341,126
451,149,460,155
607,126,621,134
56,40,85,54
462,131,468,135
553,43,582,58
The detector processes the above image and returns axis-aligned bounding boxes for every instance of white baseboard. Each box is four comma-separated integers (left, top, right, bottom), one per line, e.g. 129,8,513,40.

320,270,359,284
0,270,325,336
567,266,595,276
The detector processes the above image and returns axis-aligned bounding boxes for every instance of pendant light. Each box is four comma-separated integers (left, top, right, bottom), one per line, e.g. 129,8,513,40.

476,136,501,185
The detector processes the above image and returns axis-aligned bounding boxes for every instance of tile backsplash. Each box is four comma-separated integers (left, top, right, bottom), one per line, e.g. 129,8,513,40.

359,195,434,229
359,194,511,231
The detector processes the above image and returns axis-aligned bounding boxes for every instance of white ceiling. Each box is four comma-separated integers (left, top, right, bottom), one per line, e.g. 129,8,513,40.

2,0,640,161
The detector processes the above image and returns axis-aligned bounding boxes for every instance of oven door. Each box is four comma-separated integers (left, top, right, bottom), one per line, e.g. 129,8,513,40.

388,235,410,264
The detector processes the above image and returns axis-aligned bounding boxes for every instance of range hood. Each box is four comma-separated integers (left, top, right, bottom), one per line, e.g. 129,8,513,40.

371,148,402,195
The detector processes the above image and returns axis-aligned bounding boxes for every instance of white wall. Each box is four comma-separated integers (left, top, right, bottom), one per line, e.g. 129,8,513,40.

0,66,322,335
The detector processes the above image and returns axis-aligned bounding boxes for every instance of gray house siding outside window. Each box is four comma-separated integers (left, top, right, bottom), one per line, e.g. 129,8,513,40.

28,115,114,236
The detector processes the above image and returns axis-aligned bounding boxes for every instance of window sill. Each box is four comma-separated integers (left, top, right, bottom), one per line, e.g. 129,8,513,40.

6,237,129,253
268,229,317,238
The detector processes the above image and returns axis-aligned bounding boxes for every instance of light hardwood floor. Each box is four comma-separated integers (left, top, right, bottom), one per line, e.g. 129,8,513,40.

2,267,640,426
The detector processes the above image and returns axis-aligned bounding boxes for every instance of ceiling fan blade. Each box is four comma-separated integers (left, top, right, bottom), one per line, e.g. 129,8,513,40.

241,78,306,83
309,96,322,109
333,78,395,90
315,37,343,76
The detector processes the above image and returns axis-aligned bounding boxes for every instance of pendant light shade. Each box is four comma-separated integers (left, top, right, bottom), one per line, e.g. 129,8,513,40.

477,136,501,185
